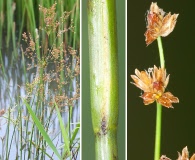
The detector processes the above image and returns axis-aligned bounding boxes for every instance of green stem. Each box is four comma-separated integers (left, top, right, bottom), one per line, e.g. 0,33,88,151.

157,37,165,68
95,131,117,159
154,37,164,160
88,0,118,159
154,102,162,160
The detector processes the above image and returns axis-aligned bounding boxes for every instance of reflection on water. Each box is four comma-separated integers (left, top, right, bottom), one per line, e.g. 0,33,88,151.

0,48,80,160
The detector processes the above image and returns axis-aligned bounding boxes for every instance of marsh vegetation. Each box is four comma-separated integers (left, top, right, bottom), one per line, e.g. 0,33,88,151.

0,1,80,159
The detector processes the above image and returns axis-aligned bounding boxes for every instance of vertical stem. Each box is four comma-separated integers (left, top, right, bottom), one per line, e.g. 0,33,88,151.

20,108,23,160
0,0,4,48
88,0,118,159
5,109,11,159
154,37,165,160
157,37,165,68
154,102,162,160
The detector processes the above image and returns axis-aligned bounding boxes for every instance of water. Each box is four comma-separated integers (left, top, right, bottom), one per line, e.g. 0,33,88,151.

0,47,80,160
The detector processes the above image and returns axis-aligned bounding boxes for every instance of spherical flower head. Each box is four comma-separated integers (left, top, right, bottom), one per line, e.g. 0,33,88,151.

131,65,179,108
145,2,179,46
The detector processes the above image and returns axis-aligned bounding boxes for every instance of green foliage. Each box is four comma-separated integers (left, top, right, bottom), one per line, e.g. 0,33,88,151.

0,0,80,159
24,100,62,160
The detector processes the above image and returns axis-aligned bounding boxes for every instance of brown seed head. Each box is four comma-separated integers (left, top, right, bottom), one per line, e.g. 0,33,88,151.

145,2,179,46
131,65,179,108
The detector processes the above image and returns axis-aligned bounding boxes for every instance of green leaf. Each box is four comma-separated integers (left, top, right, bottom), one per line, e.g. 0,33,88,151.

54,102,71,158
24,100,62,160
70,123,80,145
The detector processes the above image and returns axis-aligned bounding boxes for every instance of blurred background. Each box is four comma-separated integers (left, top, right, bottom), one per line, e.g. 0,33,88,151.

82,0,125,159
128,0,195,159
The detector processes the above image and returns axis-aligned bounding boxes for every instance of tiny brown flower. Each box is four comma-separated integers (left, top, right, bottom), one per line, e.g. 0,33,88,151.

160,146,195,160
145,2,179,46
0,109,5,116
160,155,171,160
131,65,179,108
177,146,195,160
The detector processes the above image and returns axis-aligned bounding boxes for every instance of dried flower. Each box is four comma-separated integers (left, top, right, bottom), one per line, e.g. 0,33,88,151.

0,109,5,116
160,155,171,160
39,3,59,35
131,65,179,108
160,146,195,160
145,2,179,46
177,146,195,160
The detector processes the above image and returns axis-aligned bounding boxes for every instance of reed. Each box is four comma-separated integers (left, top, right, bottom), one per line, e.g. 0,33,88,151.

6,0,14,47
0,51,6,78
1,0,80,49
88,0,119,159
0,1,80,159
0,0,4,48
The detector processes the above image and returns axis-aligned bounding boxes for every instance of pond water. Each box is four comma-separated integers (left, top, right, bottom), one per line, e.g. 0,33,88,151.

0,46,80,160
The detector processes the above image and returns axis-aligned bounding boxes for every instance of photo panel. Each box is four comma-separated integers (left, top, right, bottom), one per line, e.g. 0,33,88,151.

127,1,195,159
82,0,126,159
0,1,80,159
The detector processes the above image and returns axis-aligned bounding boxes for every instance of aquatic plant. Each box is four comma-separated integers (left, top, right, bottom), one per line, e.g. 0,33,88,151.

131,2,179,160
0,1,80,159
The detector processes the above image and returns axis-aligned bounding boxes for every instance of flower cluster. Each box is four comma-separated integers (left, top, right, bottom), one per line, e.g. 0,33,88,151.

177,146,195,160
131,3,179,108
160,146,195,160
131,65,179,108
145,2,179,46
39,3,59,35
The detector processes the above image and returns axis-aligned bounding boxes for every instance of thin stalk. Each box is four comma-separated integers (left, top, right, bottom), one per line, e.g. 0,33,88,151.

154,102,162,160
20,108,23,160
28,121,36,159
34,101,43,159
88,0,118,159
25,0,36,39
0,51,6,79
12,22,17,58
18,0,26,44
57,1,65,88
157,37,165,68
39,0,47,45
68,2,74,47
154,36,165,160
27,97,36,160
7,115,17,159
0,0,4,48
21,50,27,81
16,0,22,25
73,0,80,49
5,109,11,159
6,0,12,47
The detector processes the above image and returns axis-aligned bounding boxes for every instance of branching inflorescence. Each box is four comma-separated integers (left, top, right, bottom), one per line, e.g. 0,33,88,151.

22,3,80,108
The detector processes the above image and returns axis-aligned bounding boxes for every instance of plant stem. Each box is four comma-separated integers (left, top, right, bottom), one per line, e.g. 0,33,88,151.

154,102,162,160
157,37,165,68
154,37,165,160
88,0,118,159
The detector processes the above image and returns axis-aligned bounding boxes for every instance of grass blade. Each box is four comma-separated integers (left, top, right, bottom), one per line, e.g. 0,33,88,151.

23,100,62,160
70,123,80,146
54,102,70,158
